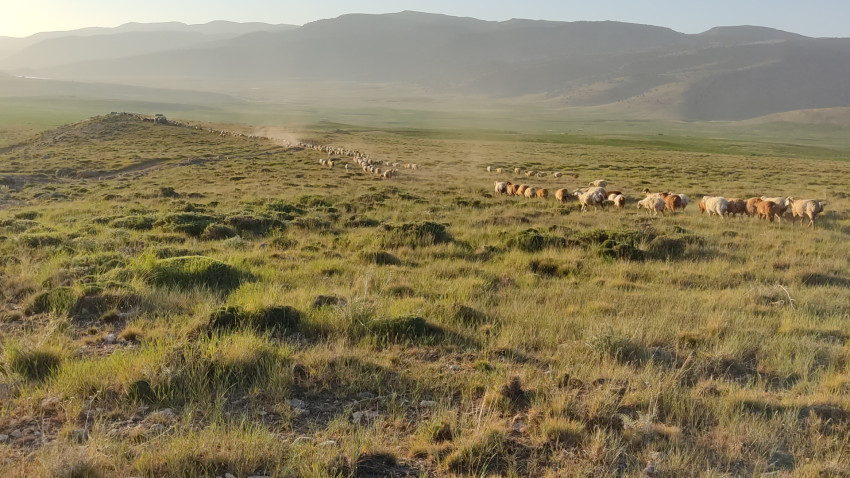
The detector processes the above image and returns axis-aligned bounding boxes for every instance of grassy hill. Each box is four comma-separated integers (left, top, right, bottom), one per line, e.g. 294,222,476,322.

0,113,849,476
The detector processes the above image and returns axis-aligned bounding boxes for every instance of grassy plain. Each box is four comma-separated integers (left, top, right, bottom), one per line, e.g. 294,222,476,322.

0,110,849,477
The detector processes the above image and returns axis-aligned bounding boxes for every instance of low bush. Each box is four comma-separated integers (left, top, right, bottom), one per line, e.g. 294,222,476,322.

378,221,452,248
504,229,566,252
143,256,245,292
5,344,64,380
110,215,155,231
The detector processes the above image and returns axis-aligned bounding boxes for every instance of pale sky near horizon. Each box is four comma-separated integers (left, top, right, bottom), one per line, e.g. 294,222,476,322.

2,0,848,38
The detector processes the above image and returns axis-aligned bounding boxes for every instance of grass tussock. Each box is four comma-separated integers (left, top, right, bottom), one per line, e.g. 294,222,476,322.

139,255,246,292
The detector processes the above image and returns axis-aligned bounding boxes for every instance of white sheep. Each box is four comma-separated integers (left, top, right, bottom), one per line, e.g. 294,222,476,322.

552,172,562,178
637,196,665,216
590,179,608,188
610,194,625,209
524,187,537,198
494,181,509,196
487,166,492,173
787,198,826,228
701,196,729,217
576,187,606,212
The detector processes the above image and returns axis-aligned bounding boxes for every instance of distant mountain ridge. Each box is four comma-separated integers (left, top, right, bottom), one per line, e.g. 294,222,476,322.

2,12,849,121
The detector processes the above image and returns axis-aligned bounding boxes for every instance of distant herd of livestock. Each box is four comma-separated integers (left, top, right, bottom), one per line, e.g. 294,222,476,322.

491,168,827,228
298,142,418,180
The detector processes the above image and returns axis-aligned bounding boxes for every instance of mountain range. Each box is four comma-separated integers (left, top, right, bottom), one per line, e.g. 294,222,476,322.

2,12,849,121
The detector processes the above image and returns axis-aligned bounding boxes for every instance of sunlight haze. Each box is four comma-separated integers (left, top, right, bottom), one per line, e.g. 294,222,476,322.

2,0,849,38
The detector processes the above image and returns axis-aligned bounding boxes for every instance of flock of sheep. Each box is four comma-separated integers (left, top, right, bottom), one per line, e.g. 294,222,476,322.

299,142,417,180
490,168,827,228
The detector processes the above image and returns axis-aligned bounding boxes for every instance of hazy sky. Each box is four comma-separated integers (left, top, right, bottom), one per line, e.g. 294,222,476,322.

2,0,848,38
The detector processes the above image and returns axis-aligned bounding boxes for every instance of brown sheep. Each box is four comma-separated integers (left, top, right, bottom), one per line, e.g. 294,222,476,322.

745,197,760,216
555,188,571,204
516,185,529,197
756,199,778,222
725,198,747,217
663,194,683,213
507,184,519,196
536,188,549,199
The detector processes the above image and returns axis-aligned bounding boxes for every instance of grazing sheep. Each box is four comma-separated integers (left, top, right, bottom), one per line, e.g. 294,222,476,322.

787,198,826,228
756,198,778,222
637,196,666,216
745,197,761,216
553,172,562,178
345,164,350,170
487,166,492,173
590,180,608,188
496,168,503,173
507,184,519,196
555,188,571,204
702,196,729,218
494,181,509,196
577,187,606,212
526,171,536,177
537,172,547,178
411,164,418,170
611,194,625,209
536,188,549,199
725,198,747,217
514,167,521,174
524,187,537,198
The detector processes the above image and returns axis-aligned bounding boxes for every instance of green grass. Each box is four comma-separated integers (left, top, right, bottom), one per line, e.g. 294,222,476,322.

1,111,850,476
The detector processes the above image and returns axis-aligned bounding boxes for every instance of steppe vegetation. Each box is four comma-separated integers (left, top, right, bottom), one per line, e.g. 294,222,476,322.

1,113,850,476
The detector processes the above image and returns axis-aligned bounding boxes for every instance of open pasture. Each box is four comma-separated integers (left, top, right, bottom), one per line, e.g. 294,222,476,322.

1,113,849,476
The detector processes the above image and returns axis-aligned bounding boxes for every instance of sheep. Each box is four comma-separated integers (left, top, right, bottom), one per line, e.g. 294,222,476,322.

516,185,529,197
494,181,509,196
507,184,519,196
590,179,608,188
525,171,536,177
745,197,761,216
328,161,335,168
756,198,778,222
637,196,666,216
577,187,606,212
496,168,503,174
760,197,790,221
536,172,547,178
487,166,492,173
514,167,521,174
345,164,350,170
611,194,625,209
787,198,826,228
555,188,571,204
524,187,537,198
553,172,562,178
677,194,690,211
536,188,549,199
701,196,729,218
725,198,747,217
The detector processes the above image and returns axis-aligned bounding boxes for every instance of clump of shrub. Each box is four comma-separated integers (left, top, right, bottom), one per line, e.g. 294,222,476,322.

444,426,512,475
269,235,297,250
449,303,491,326
206,305,302,334
504,229,566,253
529,258,561,277
200,223,237,240
291,215,332,231
573,228,647,261
27,287,81,315
18,233,65,248
143,256,245,292
155,212,217,237
378,221,452,249
110,215,155,231
360,315,444,344
540,418,585,448
5,344,64,380
159,187,180,198
225,214,284,236
588,328,651,365
361,250,401,266
13,211,40,220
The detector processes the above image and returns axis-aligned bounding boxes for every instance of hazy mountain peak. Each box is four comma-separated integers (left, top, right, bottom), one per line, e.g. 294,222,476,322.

699,25,806,41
